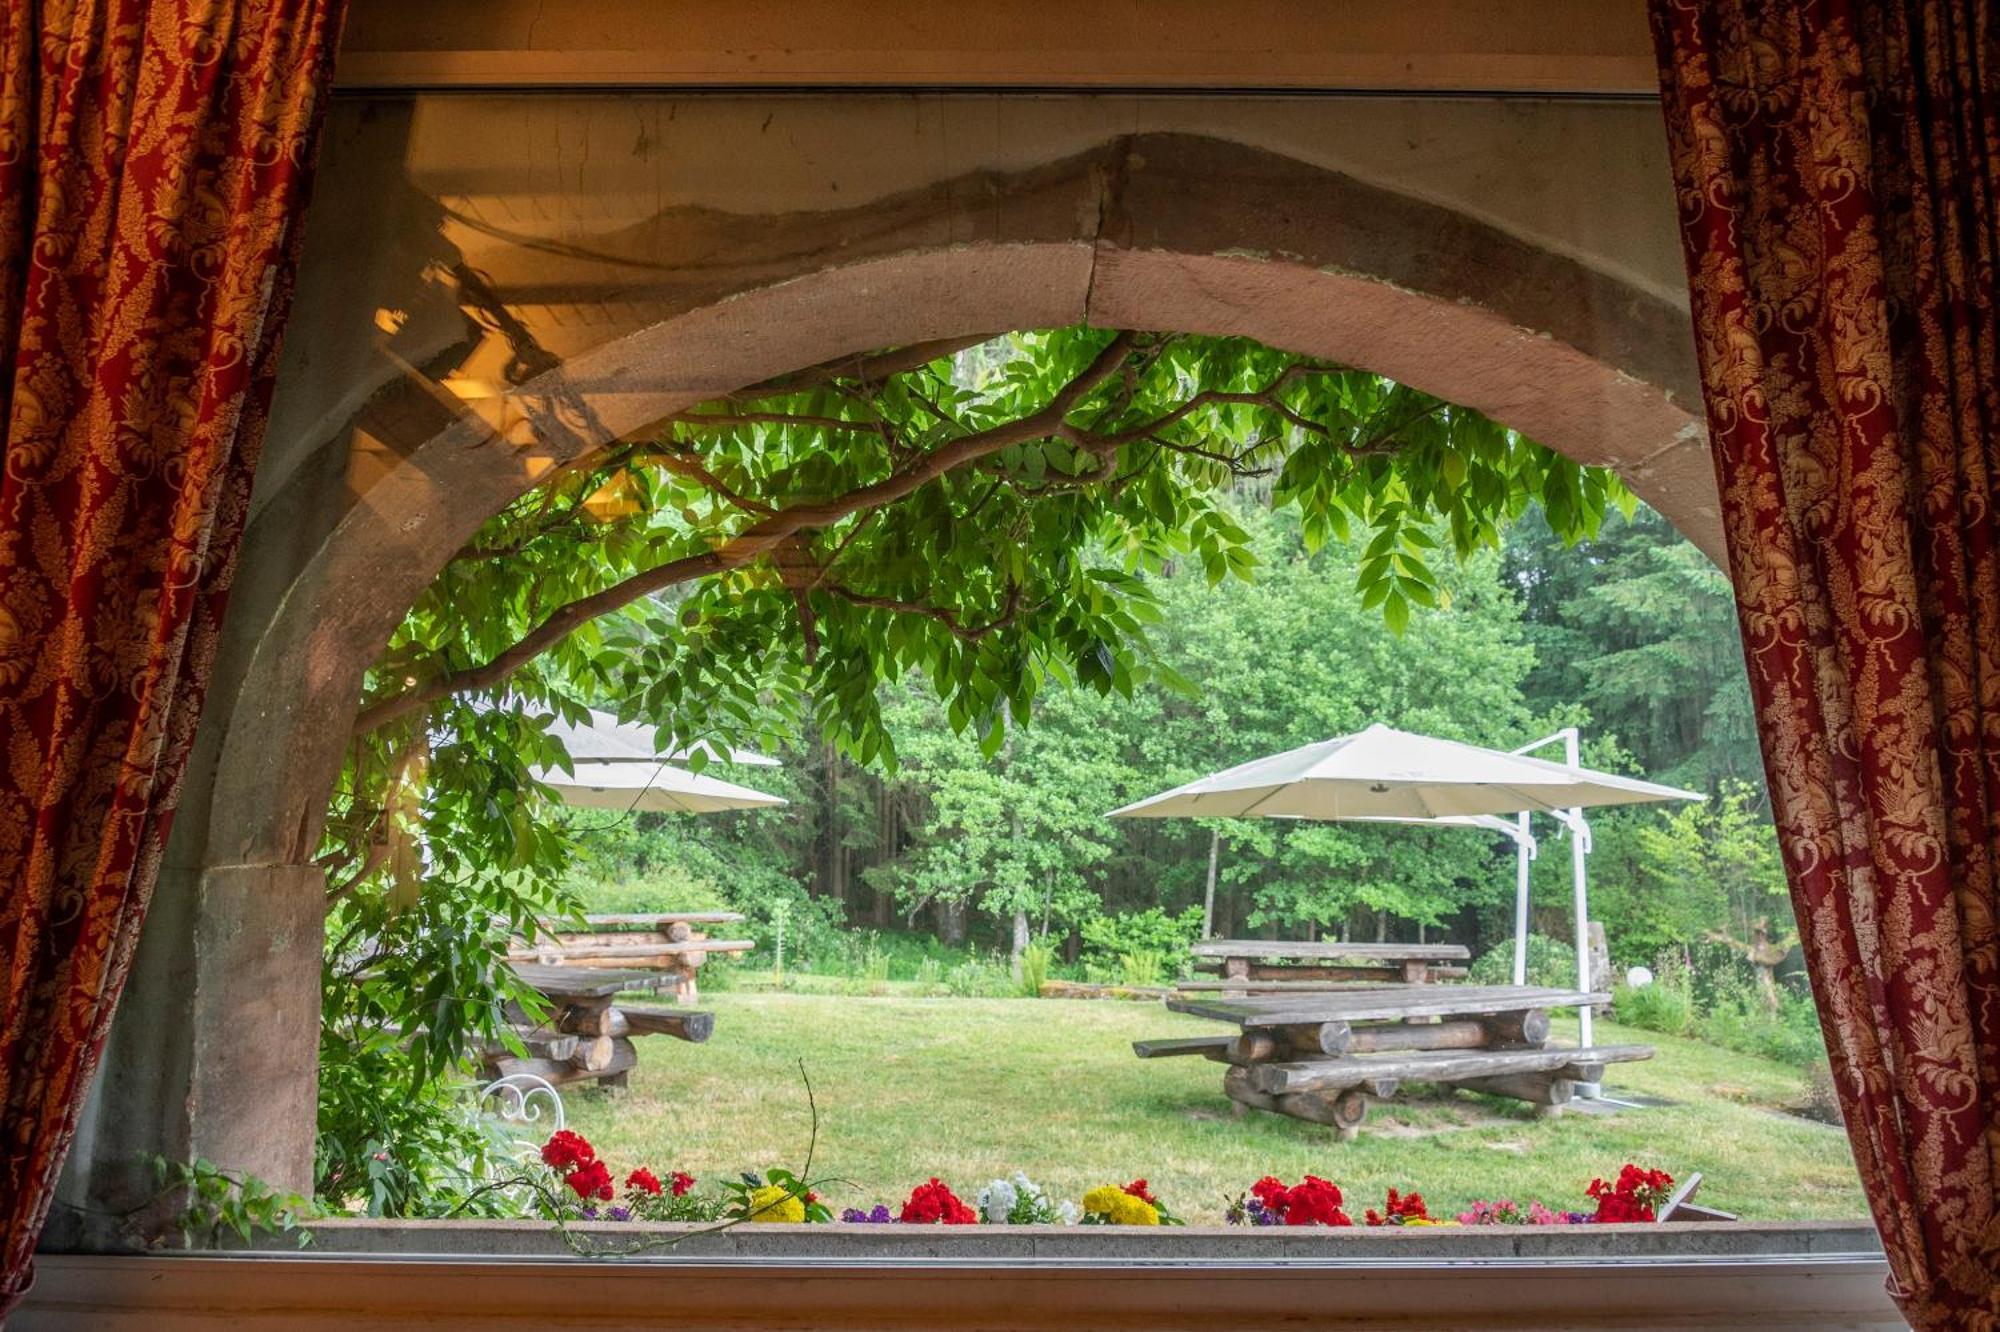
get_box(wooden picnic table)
[483,962,715,1091]
[1137,983,1651,1138]
[508,910,754,999]
[1188,939,1470,988]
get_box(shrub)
[827,932,894,994]
[1468,934,1579,990]
[315,1041,513,1218]
[945,956,1011,997]
[1119,951,1165,988]
[1017,941,1054,997]
[1615,963,1827,1068]
[1079,907,1203,976]
[1613,976,1695,1036]
[1700,982,1825,1067]
[914,957,945,995]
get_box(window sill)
[24,1222,1897,1329]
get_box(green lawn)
[565,992,1865,1224]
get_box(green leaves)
[154,1156,316,1248]
[354,325,1627,775]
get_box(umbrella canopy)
[1108,724,1698,821]
[534,760,786,814]
[543,707,780,768]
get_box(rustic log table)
[484,962,715,1091]
[508,911,754,1000]
[1186,939,1471,989]
[1137,984,1651,1138]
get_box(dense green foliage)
[575,498,1555,960]
[571,499,1787,977]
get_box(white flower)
[976,1178,1018,1224]
[1056,1199,1080,1225]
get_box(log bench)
[508,911,754,1000]
[1138,984,1653,1138]
[1187,940,1471,988]
[483,963,715,1090]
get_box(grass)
[566,994,1866,1225]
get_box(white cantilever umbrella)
[1109,723,1699,1052]
[545,707,780,768]
[1107,724,1694,821]
[534,760,786,814]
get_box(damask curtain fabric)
[1649,1,1999,1326]
[0,0,345,1312]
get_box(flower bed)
[522,1131,1678,1234]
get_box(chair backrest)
[476,1073,565,1150]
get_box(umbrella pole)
[1512,812,1532,986]
[1569,807,1594,1053]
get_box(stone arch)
[196,132,1712,877]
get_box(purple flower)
[841,1204,895,1223]
[580,1206,599,1220]
[1226,1197,1281,1227]
[607,1206,632,1222]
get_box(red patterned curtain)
[1650,1,1999,1326]
[0,0,345,1312]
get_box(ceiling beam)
[335,0,1659,96]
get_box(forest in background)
[565,496,1788,986]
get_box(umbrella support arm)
[1512,729,1598,1078]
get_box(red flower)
[899,1178,979,1225]
[625,1167,663,1196]
[1587,1164,1674,1222]
[1366,1187,1430,1226]
[1251,1175,1351,1226]
[1122,1179,1159,1206]
[540,1130,596,1174]
[566,1159,614,1201]
[1251,1176,1289,1212]
[1283,1176,1350,1226]
[669,1171,696,1198]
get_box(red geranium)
[670,1171,696,1198]
[1365,1188,1430,1226]
[899,1178,979,1224]
[1587,1164,1674,1223]
[1251,1174,1352,1226]
[566,1159,614,1201]
[625,1167,663,1196]
[540,1129,596,1174]
[1122,1179,1158,1205]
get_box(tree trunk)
[1754,961,1780,1012]
[1201,829,1220,939]
[825,745,845,902]
[1011,909,1030,962]
[938,898,966,946]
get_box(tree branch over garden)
[352,327,1630,753]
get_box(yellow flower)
[747,1184,805,1223]
[1082,1186,1160,1225]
